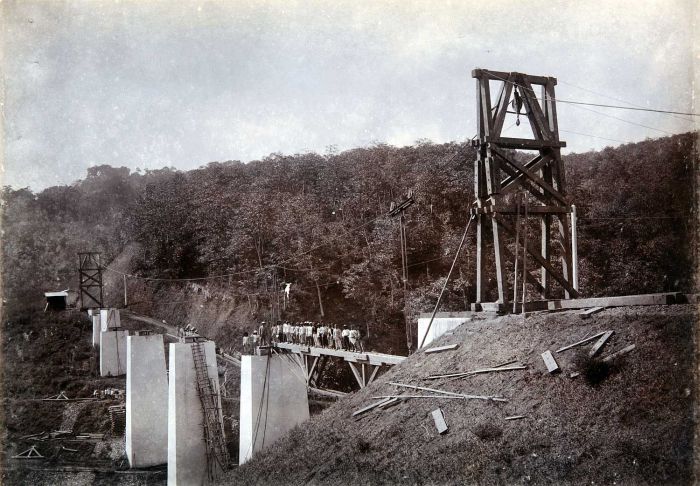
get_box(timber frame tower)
[471,69,579,307]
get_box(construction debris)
[424,344,459,354]
[389,382,507,402]
[580,306,605,319]
[504,415,526,421]
[61,446,79,452]
[602,344,636,363]
[12,445,44,459]
[372,395,468,400]
[431,408,448,434]
[555,331,608,353]
[43,391,70,401]
[589,331,615,357]
[109,405,126,436]
[352,398,393,417]
[427,365,527,380]
[541,351,560,373]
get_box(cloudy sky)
[3,0,696,190]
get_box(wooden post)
[491,216,505,303]
[521,203,528,316]
[512,201,521,313]
[571,204,579,291]
[476,215,484,303]
[123,275,128,307]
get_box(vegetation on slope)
[1,133,696,355]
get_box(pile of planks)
[109,405,126,436]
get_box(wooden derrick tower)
[471,69,579,307]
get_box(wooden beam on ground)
[541,350,560,373]
[389,382,507,402]
[426,365,527,380]
[424,344,459,354]
[580,306,605,319]
[555,331,608,353]
[352,398,392,417]
[589,331,614,357]
[504,415,526,421]
[602,344,636,363]
[549,293,680,311]
[431,408,449,434]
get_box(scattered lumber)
[602,344,636,363]
[426,365,527,380]
[431,408,448,434]
[389,382,507,402]
[352,398,393,417]
[43,391,70,401]
[377,397,401,410]
[541,351,560,373]
[424,344,459,354]
[580,306,605,319]
[493,359,518,368]
[504,415,525,421]
[589,331,615,357]
[12,446,43,459]
[20,432,45,440]
[372,395,467,400]
[61,446,79,452]
[555,331,608,353]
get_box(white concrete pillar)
[417,316,470,348]
[100,308,121,332]
[100,329,128,377]
[239,355,309,465]
[92,314,102,348]
[126,333,168,468]
[168,340,223,486]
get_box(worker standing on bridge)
[312,323,320,347]
[242,332,250,355]
[332,325,341,350]
[318,323,327,348]
[341,326,350,350]
[349,327,359,352]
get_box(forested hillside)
[2,133,696,353]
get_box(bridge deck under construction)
[273,342,406,389]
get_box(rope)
[418,214,475,350]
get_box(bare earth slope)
[222,305,696,486]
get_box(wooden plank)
[492,77,514,136]
[541,350,560,373]
[431,408,449,434]
[472,205,570,215]
[555,331,607,353]
[424,344,459,354]
[589,331,614,357]
[352,397,392,417]
[580,306,605,319]
[549,293,679,311]
[485,136,566,149]
[427,365,526,380]
[602,344,636,363]
[367,364,381,385]
[491,216,506,303]
[389,382,508,402]
[504,415,526,421]
[372,395,465,400]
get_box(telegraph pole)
[389,190,415,353]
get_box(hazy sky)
[3,0,697,190]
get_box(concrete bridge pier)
[168,339,224,485]
[126,332,168,468]
[239,354,309,465]
[100,328,128,377]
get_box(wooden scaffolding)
[471,69,579,307]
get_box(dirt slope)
[222,305,696,486]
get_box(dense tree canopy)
[2,133,696,351]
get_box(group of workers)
[241,321,366,355]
